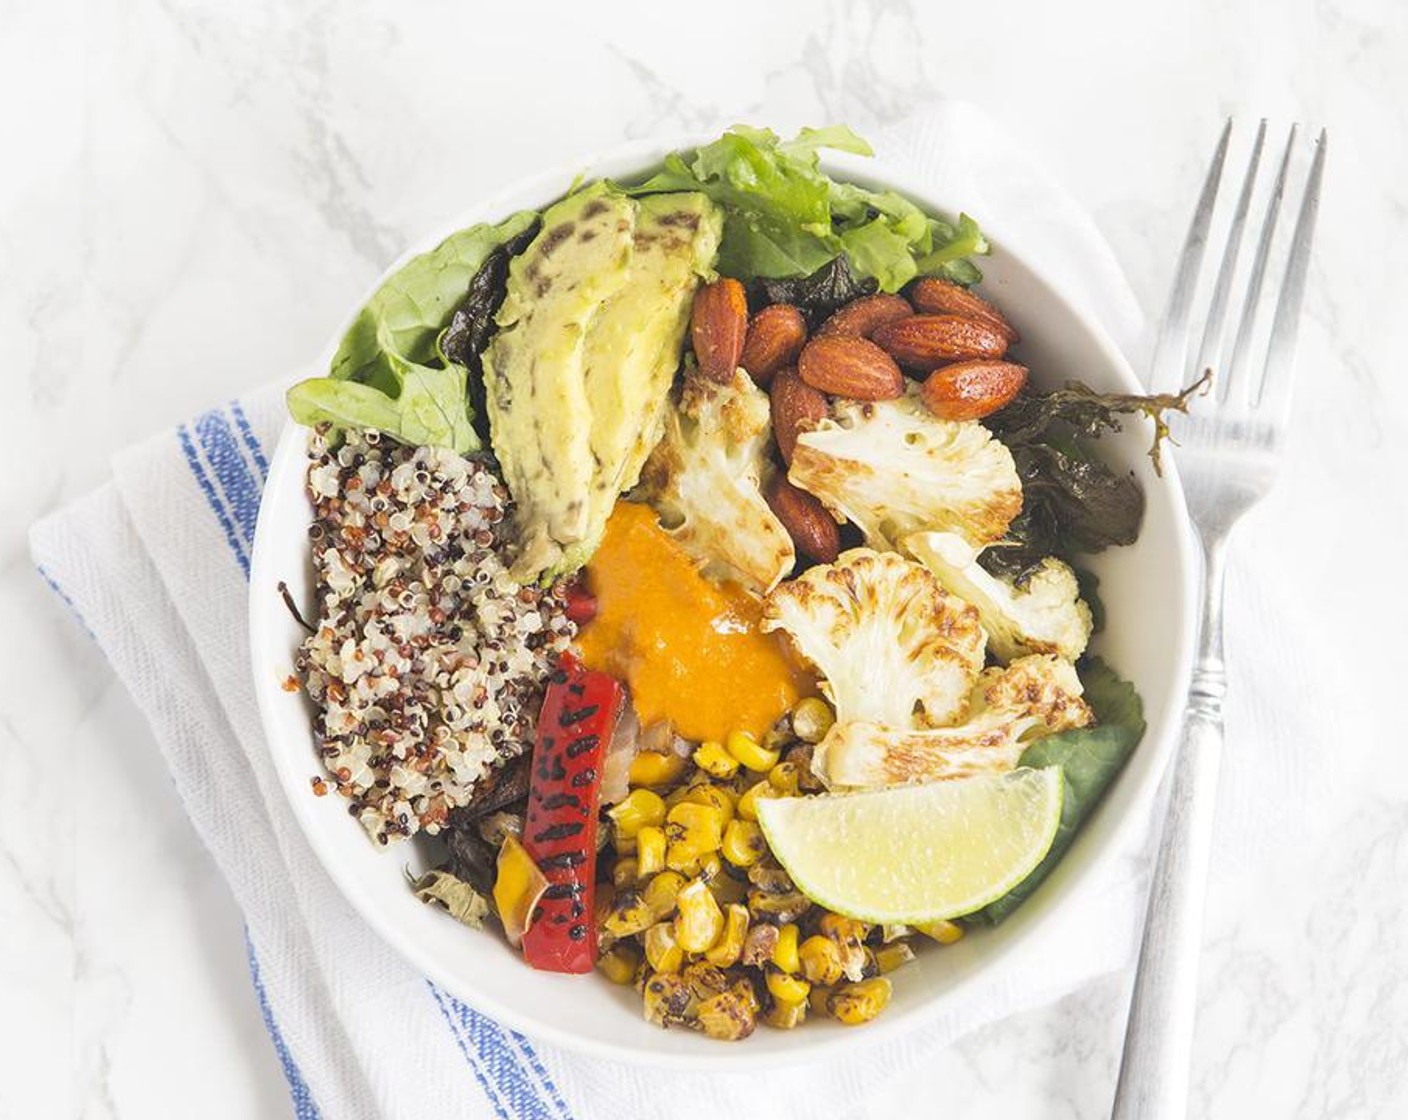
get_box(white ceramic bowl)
[249,139,1197,1068]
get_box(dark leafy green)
[990,371,1212,475]
[440,217,542,444]
[970,659,1146,925]
[287,210,538,453]
[980,373,1210,579]
[620,124,987,292]
[749,255,877,328]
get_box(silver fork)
[1110,121,1327,1119]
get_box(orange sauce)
[575,502,814,743]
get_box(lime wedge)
[755,768,1064,924]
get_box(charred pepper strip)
[520,652,624,972]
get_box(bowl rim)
[249,134,1197,1069]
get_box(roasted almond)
[919,360,1028,421]
[766,475,840,564]
[872,314,1009,369]
[690,278,748,382]
[770,368,829,465]
[817,293,914,339]
[797,335,905,400]
[908,278,1019,344]
[740,304,807,385]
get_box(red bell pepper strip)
[520,652,623,973]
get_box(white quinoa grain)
[296,429,576,844]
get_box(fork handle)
[1111,542,1227,1119]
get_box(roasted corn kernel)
[602,891,654,938]
[798,934,845,986]
[747,888,811,924]
[681,960,730,999]
[736,779,779,822]
[740,923,780,967]
[818,912,870,979]
[642,973,691,1026]
[597,943,641,985]
[772,923,801,974]
[628,751,686,788]
[808,985,834,1016]
[767,761,802,795]
[683,783,736,822]
[665,801,726,870]
[765,966,811,1004]
[721,818,767,868]
[612,857,640,889]
[608,789,666,839]
[828,978,892,1025]
[636,826,666,878]
[673,878,725,953]
[644,922,685,973]
[695,989,756,1041]
[915,919,966,945]
[732,977,761,1013]
[705,903,750,968]
[726,730,780,772]
[761,996,808,1030]
[696,851,723,882]
[819,913,872,944]
[874,941,916,974]
[642,871,687,919]
[790,697,835,744]
[692,740,739,779]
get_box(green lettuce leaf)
[621,125,986,292]
[969,659,1146,925]
[287,210,538,453]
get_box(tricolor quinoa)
[295,428,575,844]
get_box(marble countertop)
[4,1,1406,1116]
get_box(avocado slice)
[485,183,723,580]
[484,183,637,577]
[574,192,723,566]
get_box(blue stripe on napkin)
[33,558,321,1119]
[246,931,323,1120]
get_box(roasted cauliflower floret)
[638,367,794,593]
[816,653,1093,788]
[817,710,1041,787]
[789,387,1022,551]
[760,548,985,730]
[974,654,1094,734]
[904,531,1093,663]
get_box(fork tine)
[1224,124,1297,405]
[1255,129,1327,418]
[1202,120,1268,402]
[1149,119,1232,393]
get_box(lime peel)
[755,767,1064,924]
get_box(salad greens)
[287,210,538,454]
[981,373,1210,583]
[622,125,986,292]
[971,658,1146,925]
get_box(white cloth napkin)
[30,105,1153,1120]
